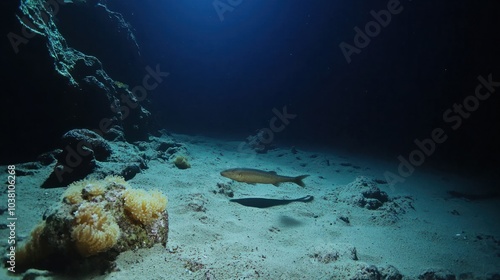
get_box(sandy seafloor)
[1,133,499,280]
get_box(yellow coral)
[71,203,121,257]
[16,221,50,271]
[84,183,106,197]
[62,179,106,204]
[123,188,168,225]
[63,179,89,204]
[62,176,127,204]
[104,175,128,186]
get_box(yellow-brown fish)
[220,168,309,187]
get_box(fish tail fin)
[293,175,309,188]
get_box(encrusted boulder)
[14,176,169,274]
[61,129,112,161]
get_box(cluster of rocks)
[333,176,415,225]
[38,129,187,187]
[213,182,235,198]
[307,242,499,280]
[307,242,403,279]
[337,176,390,210]
[7,0,154,166]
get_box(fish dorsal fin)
[268,171,277,174]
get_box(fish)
[220,168,309,187]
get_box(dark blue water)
[118,0,500,169]
[3,0,500,173]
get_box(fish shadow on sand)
[230,195,314,208]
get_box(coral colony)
[14,176,168,273]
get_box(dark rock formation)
[39,132,187,187]
[41,128,142,187]
[3,0,153,164]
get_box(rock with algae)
[173,155,191,169]
[16,0,151,141]
[12,176,168,274]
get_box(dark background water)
[3,0,500,175]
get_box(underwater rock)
[378,265,403,280]
[173,155,191,169]
[360,185,389,210]
[350,264,381,280]
[15,0,151,150]
[12,176,168,274]
[62,129,112,161]
[43,134,189,186]
[214,182,234,198]
[350,264,402,280]
[324,262,403,280]
[346,263,402,280]
[42,129,152,187]
[337,176,390,210]
[54,129,111,184]
[120,163,142,180]
[95,140,148,180]
[101,125,126,142]
[135,135,185,162]
[335,176,415,225]
[338,215,350,224]
[418,269,456,280]
[47,129,111,184]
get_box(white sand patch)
[1,133,499,279]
